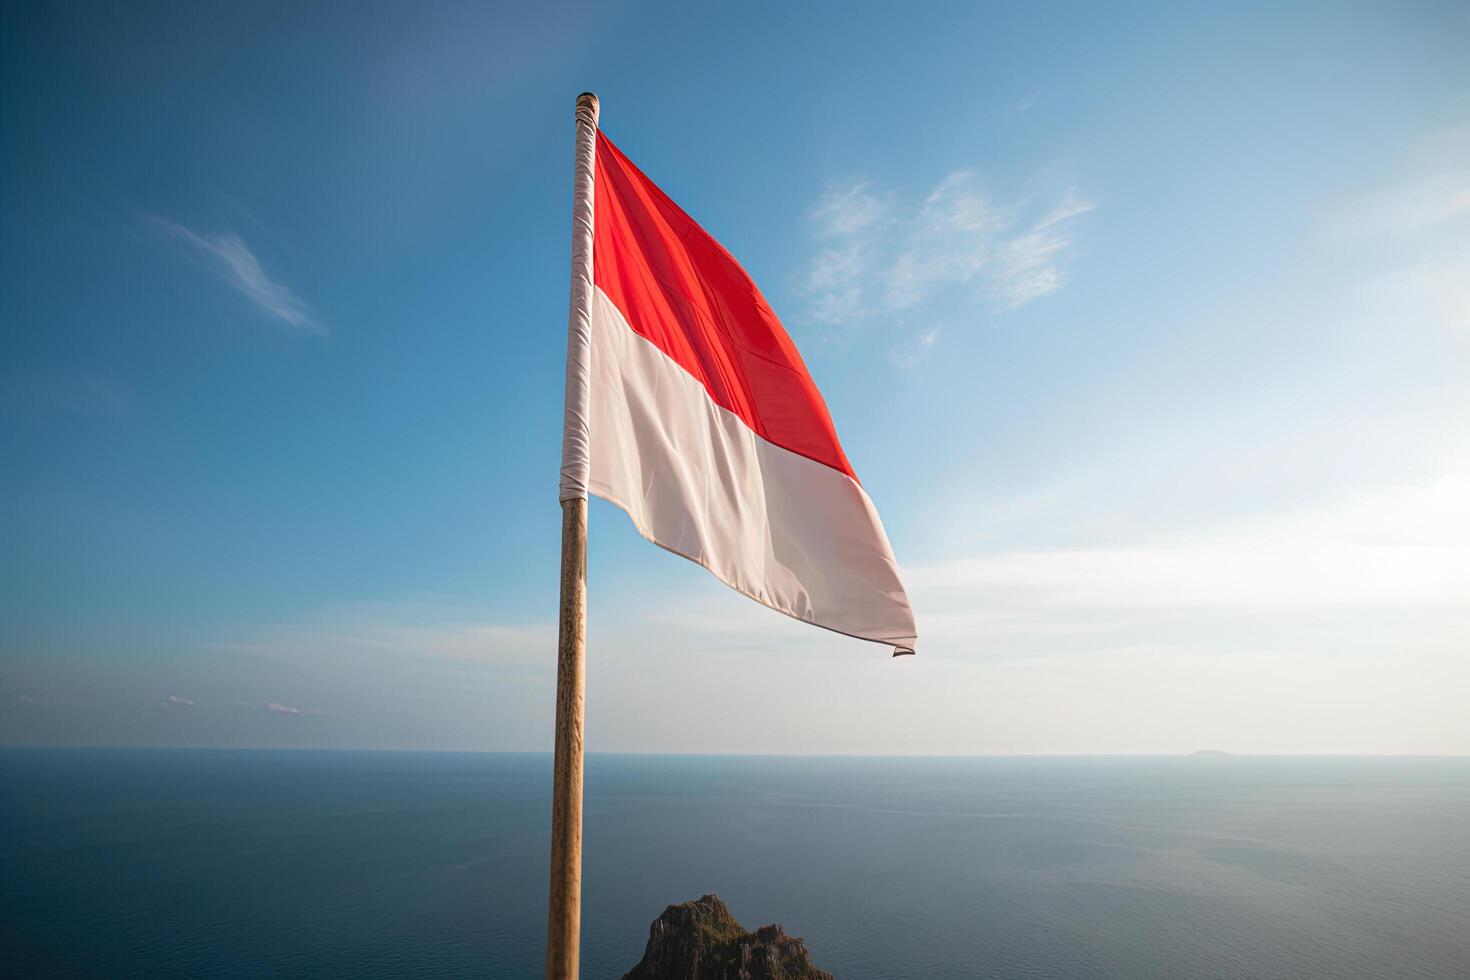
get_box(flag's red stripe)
[592,131,857,481]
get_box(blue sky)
[3,1,1466,753]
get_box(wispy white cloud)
[161,695,195,707]
[802,172,1094,350]
[150,215,325,335]
[885,171,1010,310]
[207,600,553,670]
[890,175,1094,313]
[983,192,1097,310]
[906,469,1470,654]
[804,241,871,325]
[811,179,888,238]
[1033,192,1096,232]
[803,181,892,326]
[265,701,303,715]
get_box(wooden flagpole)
[548,91,598,980]
[547,494,586,980]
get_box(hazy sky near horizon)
[3,1,1467,754]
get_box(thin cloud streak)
[906,470,1470,655]
[802,172,1094,351]
[149,215,325,335]
[205,601,554,671]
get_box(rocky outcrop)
[621,894,835,980]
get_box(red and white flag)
[560,111,917,655]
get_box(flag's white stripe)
[587,286,917,652]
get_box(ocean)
[1,749,1466,979]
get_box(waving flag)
[559,122,917,655]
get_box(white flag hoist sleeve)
[559,92,599,502]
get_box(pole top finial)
[576,92,599,126]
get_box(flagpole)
[548,90,598,980]
[547,494,586,980]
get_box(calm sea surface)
[1,750,1466,979]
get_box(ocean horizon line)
[3,744,1466,760]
